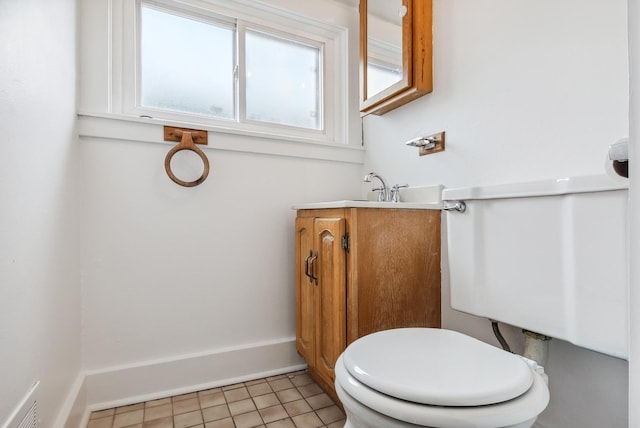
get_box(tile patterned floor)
[86,370,345,428]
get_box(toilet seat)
[343,328,533,406]
[336,328,550,428]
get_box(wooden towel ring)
[164,131,210,187]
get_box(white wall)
[0,0,82,426]
[362,0,629,427]
[79,139,362,370]
[364,1,628,188]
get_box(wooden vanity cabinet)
[295,208,441,402]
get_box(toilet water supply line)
[489,320,552,367]
[490,320,512,353]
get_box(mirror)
[366,0,404,97]
[360,0,433,116]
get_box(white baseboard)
[58,338,305,427]
[52,374,88,428]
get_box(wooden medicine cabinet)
[360,0,433,115]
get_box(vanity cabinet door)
[313,218,347,389]
[347,208,441,342]
[295,217,315,365]
[295,214,347,393]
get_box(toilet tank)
[443,175,628,359]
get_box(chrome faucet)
[364,172,391,202]
[390,184,409,202]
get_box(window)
[79,0,361,158]
[135,1,329,138]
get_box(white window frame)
[115,0,344,145]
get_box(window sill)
[77,112,364,164]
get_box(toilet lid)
[343,328,534,407]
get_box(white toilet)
[336,328,549,428]
[335,175,629,428]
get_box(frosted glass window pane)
[245,30,321,130]
[140,6,235,119]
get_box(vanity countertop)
[292,184,444,211]
[292,200,443,210]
